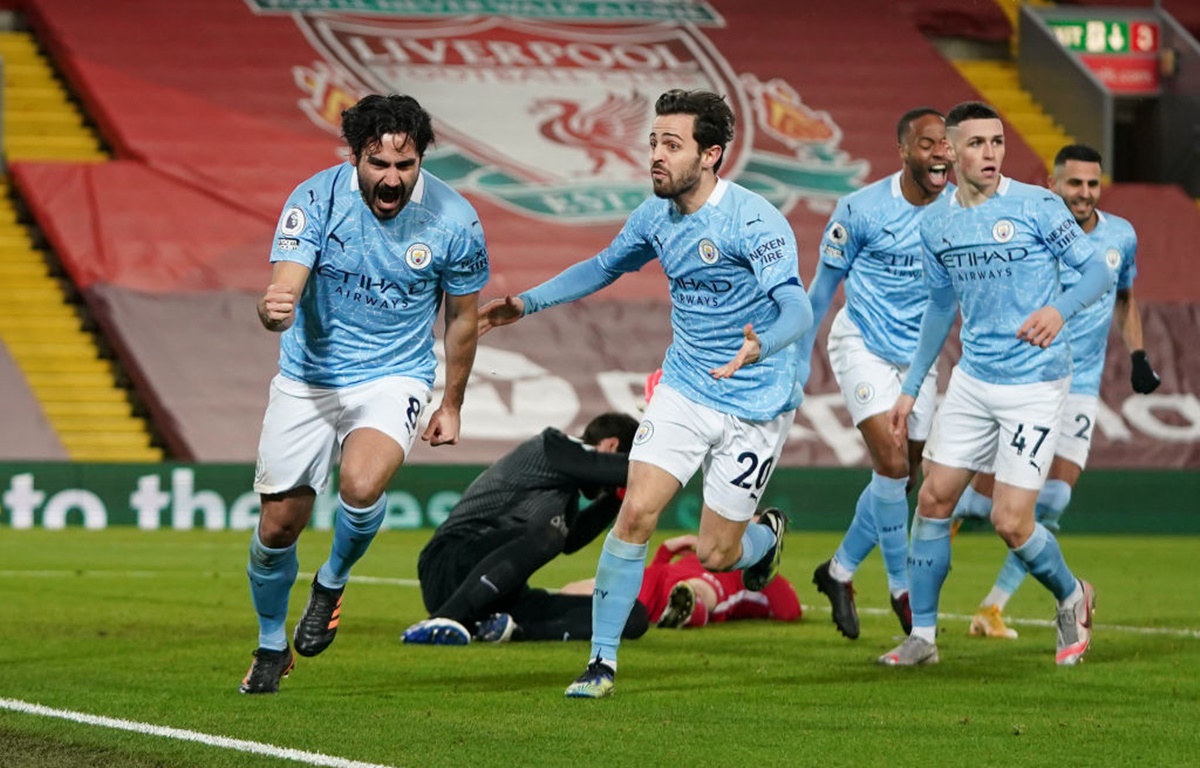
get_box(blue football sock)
[590,531,647,663]
[318,494,387,589]
[952,484,993,521]
[908,515,952,629]
[1035,479,1072,533]
[869,473,911,593]
[994,551,1028,597]
[732,519,774,570]
[247,528,298,651]
[832,484,877,575]
[993,480,1073,598]
[1011,522,1076,601]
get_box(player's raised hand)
[1017,306,1065,348]
[259,284,297,331]
[422,405,461,447]
[710,324,762,379]
[477,295,525,337]
[888,394,915,448]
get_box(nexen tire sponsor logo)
[750,237,786,262]
[1046,219,1081,248]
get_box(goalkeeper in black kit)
[401,412,649,644]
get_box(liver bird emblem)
[531,92,649,175]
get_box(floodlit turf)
[1,528,1199,767]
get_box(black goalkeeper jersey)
[428,427,630,548]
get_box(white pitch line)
[0,698,397,768]
[0,570,164,578]
[3,569,1197,638]
[304,572,421,588]
[0,571,421,588]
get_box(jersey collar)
[950,174,1011,208]
[411,169,427,206]
[706,177,730,207]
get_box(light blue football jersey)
[919,176,1097,385]
[269,165,490,388]
[592,179,804,420]
[818,172,952,365]
[1061,210,1136,396]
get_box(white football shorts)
[1051,392,1099,471]
[254,373,431,494]
[630,382,794,522]
[827,308,938,440]
[923,367,1069,490]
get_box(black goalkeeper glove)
[1130,350,1161,394]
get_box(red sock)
[686,600,709,628]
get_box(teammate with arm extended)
[803,108,951,639]
[240,94,489,694]
[479,89,813,697]
[880,102,1113,667]
[951,144,1159,639]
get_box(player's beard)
[359,177,411,220]
[651,156,702,200]
[1069,198,1096,227]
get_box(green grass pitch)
[1,528,1198,767]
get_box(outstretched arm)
[477,256,625,337]
[478,294,525,337]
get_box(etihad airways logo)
[282,7,868,223]
[939,247,1029,269]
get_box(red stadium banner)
[8,0,1197,467]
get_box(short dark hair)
[945,101,1001,128]
[655,89,735,172]
[1053,144,1103,168]
[897,107,943,143]
[341,94,435,159]
[581,412,640,454]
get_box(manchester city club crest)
[274,3,869,224]
[992,218,1015,243]
[634,420,654,445]
[854,382,874,405]
[698,238,719,265]
[1105,247,1122,269]
[406,243,433,269]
